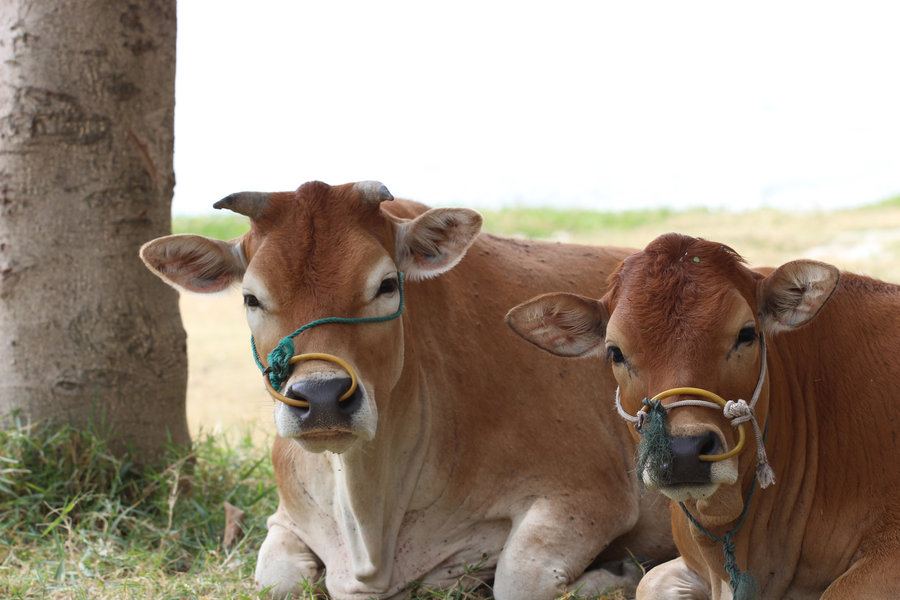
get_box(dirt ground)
[179,210,900,440]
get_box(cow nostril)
[284,385,311,414]
[699,431,720,456]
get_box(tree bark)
[0,0,189,462]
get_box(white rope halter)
[615,334,775,488]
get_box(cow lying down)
[507,232,900,599]
[140,180,676,599]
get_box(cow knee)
[255,523,322,597]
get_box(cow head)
[507,233,838,521]
[141,181,482,453]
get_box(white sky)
[173,1,900,214]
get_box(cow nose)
[284,376,361,425]
[663,432,720,485]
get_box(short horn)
[213,192,270,219]
[354,181,393,206]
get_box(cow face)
[507,233,838,518]
[141,181,481,453]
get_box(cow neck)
[328,343,431,588]
[678,416,769,600]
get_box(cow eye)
[736,326,757,347]
[606,345,626,365]
[243,294,261,308]
[376,277,399,297]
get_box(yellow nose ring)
[646,387,747,462]
[263,353,358,408]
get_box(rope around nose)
[250,272,405,396]
[615,334,774,487]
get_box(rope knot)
[267,338,296,389]
[724,399,752,423]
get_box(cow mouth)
[293,428,358,453]
[653,482,721,502]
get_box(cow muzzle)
[267,354,373,452]
[616,335,775,494]
[263,352,358,407]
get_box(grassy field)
[4,199,899,599]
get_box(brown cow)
[506,232,900,599]
[140,181,675,600]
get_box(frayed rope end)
[756,461,776,489]
[731,570,760,600]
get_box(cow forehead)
[607,234,758,351]
[242,182,396,304]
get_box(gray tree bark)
[0,0,189,462]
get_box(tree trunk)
[0,0,189,462]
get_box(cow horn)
[213,192,269,219]
[354,181,393,206]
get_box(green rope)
[636,398,673,487]
[679,480,760,599]
[251,272,405,389]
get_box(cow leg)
[491,502,639,600]
[821,550,900,599]
[255,521,322,597]
[635,557,711,600]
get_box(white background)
[173,1,900,214]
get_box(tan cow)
[140,181,675,600]
[507,232,900,599]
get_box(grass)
[1,414,626,599]
[1,413,277,599]
[173,213,250,240]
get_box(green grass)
[1,416,626,599]
[173,214,250,240]
[1,414,277,599]
[171,193,900,245]
[477,206,684,238]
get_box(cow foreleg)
[635,557,711,600]
[821,549,900,599]
[255,520,322,597]
[491,503,639,600]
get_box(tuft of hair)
[635,400,674,488]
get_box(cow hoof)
[570,559,642,597]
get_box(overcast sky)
[172,1,900,214]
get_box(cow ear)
[394,208,482,280]
[505,292,609,357]
[140,234,246,293]
[758,259,840,333]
